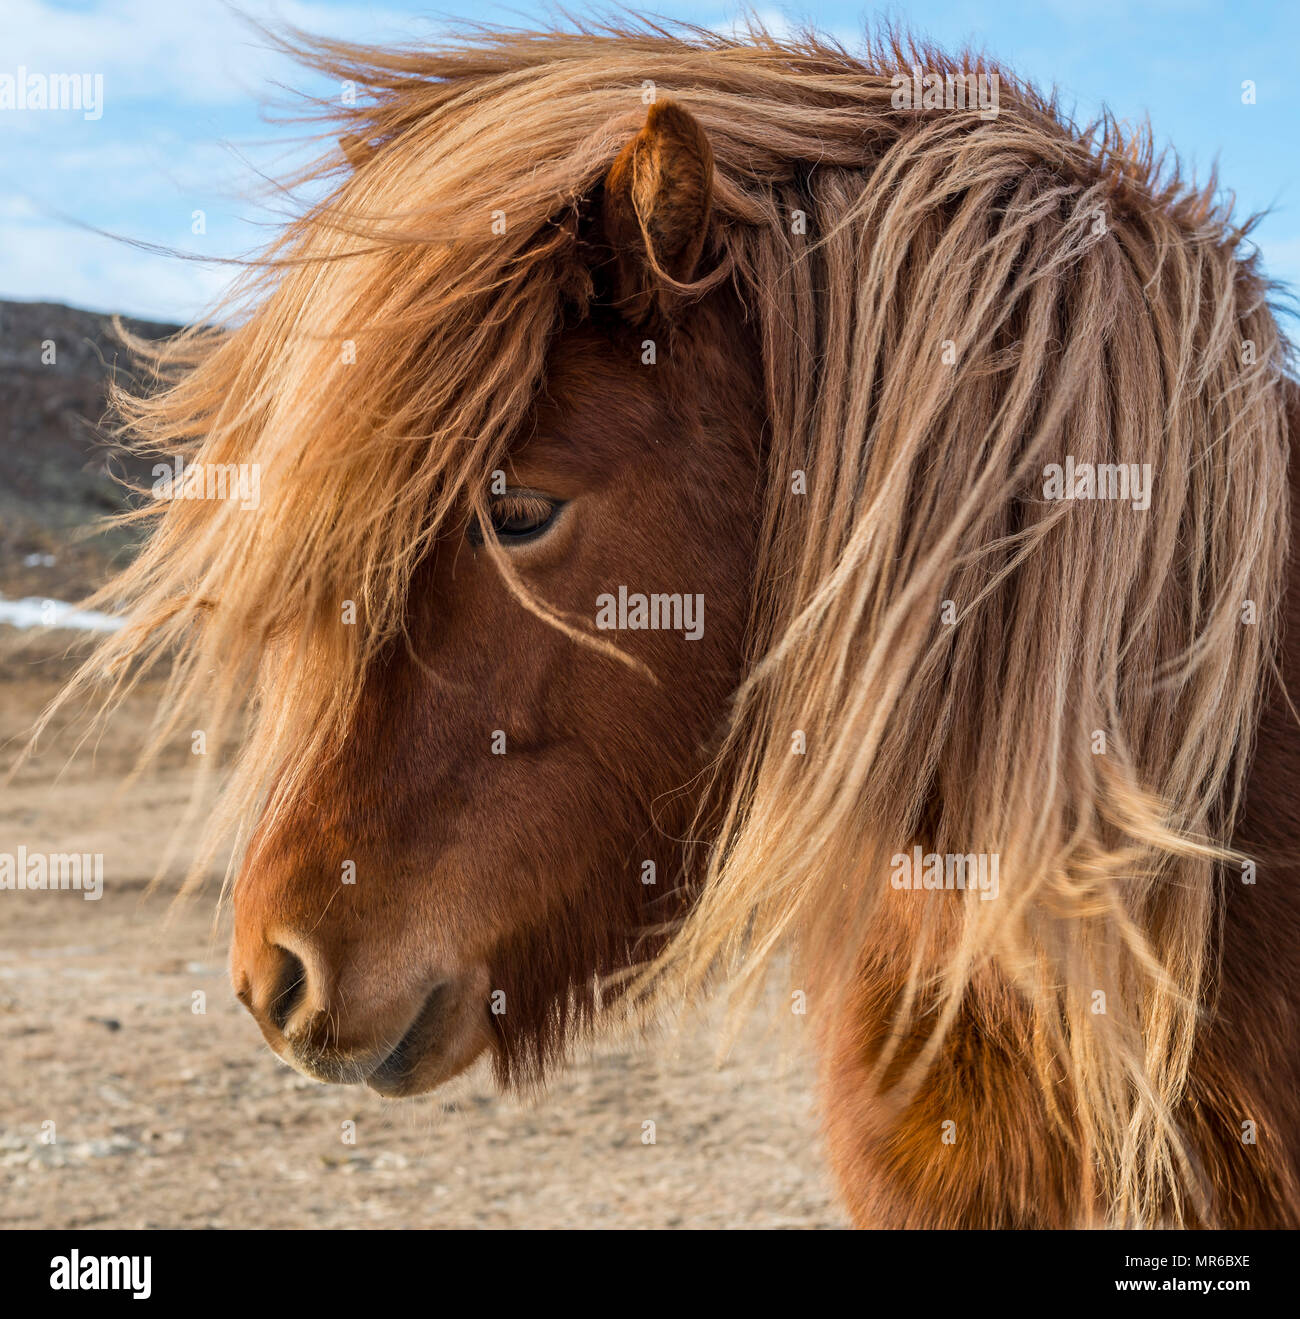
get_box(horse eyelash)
[490,493,554,522]
[467,490,562,546]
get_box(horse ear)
[599,100,714,324]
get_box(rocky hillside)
[0,300,180,601]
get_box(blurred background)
[0,1,1296,1228]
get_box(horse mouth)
[243,953,493,1096]
[361,974,490,1098]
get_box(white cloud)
[0,216,236,322]
[0,0,428,107]
[0,1,426,320]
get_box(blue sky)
[1,0,1297,324]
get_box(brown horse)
[59,24,1299,1227]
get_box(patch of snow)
[0,595,124,633]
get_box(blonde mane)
[46,20,1292,1226]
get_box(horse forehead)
[516,332,668,468]
[544,329,661,410]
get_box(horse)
[57,23,1299,1228]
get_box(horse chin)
[363,1035,489,1098]
[361,968,493,1099]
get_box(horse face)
[229,103,763,1094]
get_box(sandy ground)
[0,645,847,1229]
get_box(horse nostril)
[266,945,308,1034]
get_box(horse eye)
[467,490,563,546]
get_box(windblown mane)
[47,19,1292,1226]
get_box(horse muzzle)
[231,930,493,1097]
